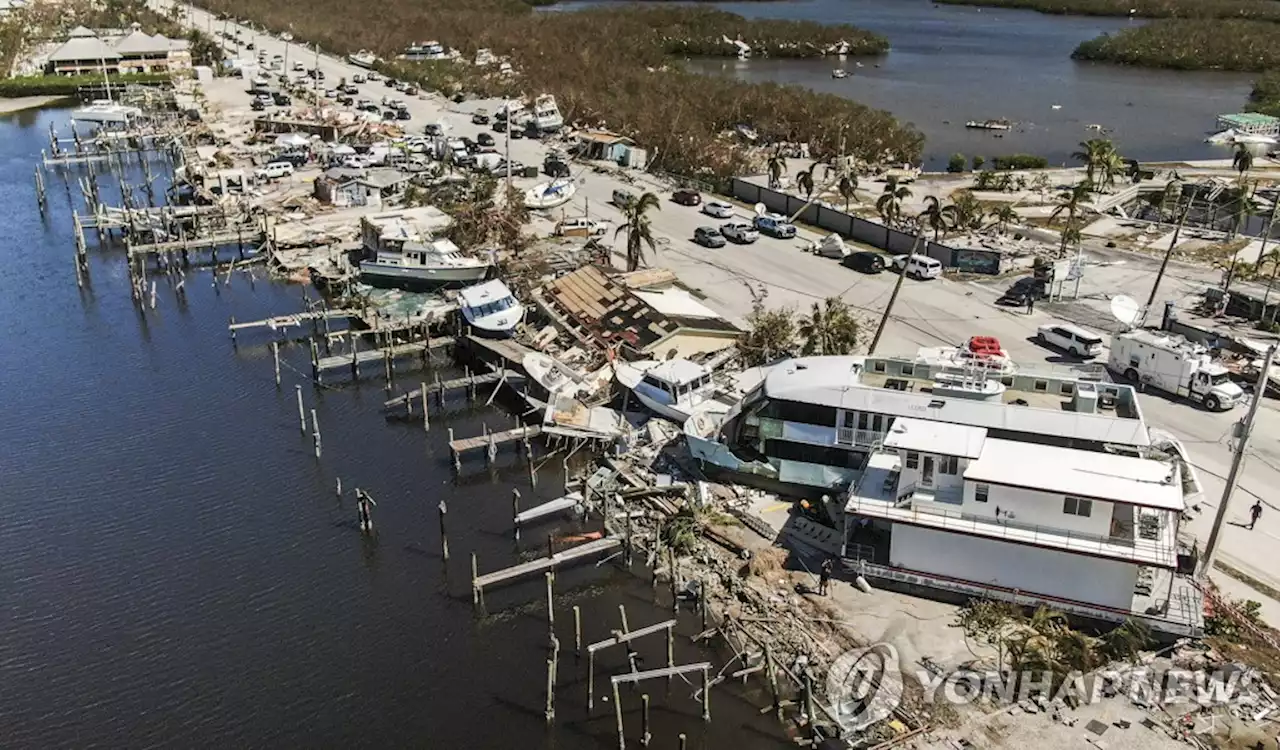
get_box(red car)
[672,189,702,206]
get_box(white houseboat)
[532,94,564,132]
[458,279,524,337]
[358,212,490,289]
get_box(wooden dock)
[127,230,263,256]
[384,368,517,410]
[471,536,622,601]
[465,334,536,370]
[229,309,358,334]
[313,336,456,382]
[448,424,543,469]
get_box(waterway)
[0,108,787,748]
[548,0,1257,167]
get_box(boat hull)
[461,303,525,339]
[359,263,490,290]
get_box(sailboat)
[524,179,577,210]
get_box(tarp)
[275,133,310,148]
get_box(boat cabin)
[638,360,712,404]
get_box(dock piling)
[438,500,449,562]
[421,381,429,431]
[512,489,521,540]
[702,667,711,722]
[545,571,555,630]
[641,694,651,747]
[310,409,321,459]
[296,386,306,433]
[573,605,582,658]
[471,552,479,607]
[272,341,281,386]
[336,476,342,500]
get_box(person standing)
[818,558,833,596]
[1025,294,1035,315]
[1249,500,1263,530]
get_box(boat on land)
[1206,128,1277,146]
[533,94,564,132]
[524,179,577,210]
[359,230,490,289]
[614,358,720,424]
[458,279,524,337]
[965,119,1012,131]
[347,50,378,68]
[72,100,142,125]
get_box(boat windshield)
[470,296,515,317]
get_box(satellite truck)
[1106,295,1244,412]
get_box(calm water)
[550,0,1256,166]
[0,108,786,748]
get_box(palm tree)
[1051,180,1092,255]
[1258,248,1280,328]
[948,191,985,232]
[614,191,661,272]
[796,164,818,201]
[766,150,787,190]
[1234,143,1255,182]
[876,177,912,248]
[991,204,1019,234]
[837,173,858,211]
[1096,151,1126,192]
[1072,138,1114,188]
[919,195,949,241]
[798,297,860,356]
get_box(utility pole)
[1144,192,1193,320]
[504,102,512,195]
[868,232,923,355]
[1200,343,1278,578]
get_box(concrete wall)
[729,178,1003,273]
[889,524,1137,610]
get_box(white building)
[685,352,1202,636]
[44,24,192,76]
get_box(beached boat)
[72,100,142,125]
[1206,128,1277,146]
[523,352,610,402]
[614,358,721,424]
[401,40,447,61]
[359,237,490,289]
[965,119,1012,131]
[524,179,577,210]
[533,94,564,132]
[831,69,849,79]
[347,50,378,68]
[458,279,524,337]
[474,48,496,67]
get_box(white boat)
[402,40,447,61]
[347,50,378,68]
[459,279,524,337]
[523,352,610,401]
[533,94,564,132]
[614,358,719,424]
[524,179,577,210]
[474,48,496,67]
[831,69,849,79]
[1205,128,1276,146]
[965,119,1012,131]
[71,100,142,124]
[360,237,491,289]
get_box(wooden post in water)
[512,489,521,540]
[625,500,634,567]
[587,649,596,712]
[764,644,780,717]
[296,385,306,433]
[573,605,582,659]
[641,693,651,747]
[678,734,686,750]
[702,667,711,722]
[471,552,479,607]
[438,500,449,562]
[612,681,625,750]
[545,571,555,630]
[229,316,237,344]
[421,381,429,431]
[356,489,374,533]
[526,439,536,488]
[700,578,708,631]
[272,341,281,386]
[619,604,637,676]
[803,668,816,731]
[335,477,342,500]
[545,652,557,724]
[311,408,321,459]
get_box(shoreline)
[0,95,71,115]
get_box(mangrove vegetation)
[1073,19,1280,71]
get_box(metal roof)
[113,30,175,56]
[964,438,1183,510]
[883,418,987,458]
[761,356,1151,448]
[48,36,119,62]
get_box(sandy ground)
[0,95,69,115]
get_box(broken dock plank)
[314,336,456,374]
[229,309,358,332]
[383,368,517,409]
[449,424,542,470]
[515,492,582,527]
[472,537,622,596]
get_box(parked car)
[341,155,371,169]
[892,254,943,280]
[1036,323,1103,358]
[694,226,726,248]
[423,123,444,137]
[702,200,734,219]
[272,91,291,106]
[472,110,490,125]
[385,78,398,88]
[255,161,294,179]
[396,109,411,121]
[492,119,506,133]
[341,84,359,95]
[251,98,266,111]
[324,89,338,99]
[672,189,701,206]
[404,85,419,95]
[510,127,524,140]
[842,251,885,274]
[612,189,637,207]
[544,159,569,178]
[721,222,759,244]
[273,153,307,168]
[366,71,381,82]
[352,73,366,84]
[477,132,496,148]
[754,213,796,239]
[337,95,354,106]
[996,276,1045,307]
[382,109,397,121]
[293,61,305,71]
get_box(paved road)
[163,2,1280,615]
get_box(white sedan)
[702,200,734,219]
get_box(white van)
[1036,323,1104,358]
[896,254,942,280]
[254,161,294,180]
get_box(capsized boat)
[458,279,524,337]
[614,358,722,424]
[524,179,577,210]
[347,50,378,68]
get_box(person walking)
[818,558,833,596]
[1249,500,1263,530]
[1025,294,1035,315]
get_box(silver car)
[702,200,734,219]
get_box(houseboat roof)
[883,418,987,458]
[458,279,511,307]
[964,438,1183,510]
[645,359,707,386]
[761,356,1151,448]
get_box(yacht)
[358,214,490,289]
[524,179,577,210]
[614,358,720,424]
[458,279,524,337]
[348,50,378,68]
[71,100,142,125]
[474,48,496,67]
[532,94,564,132]
[402,40,447,61]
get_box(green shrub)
[991,154,1049,170]
[0,73,170,97]
[947,152,967,173]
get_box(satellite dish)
[754,202,766,217]
[1110,295,1143,330]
